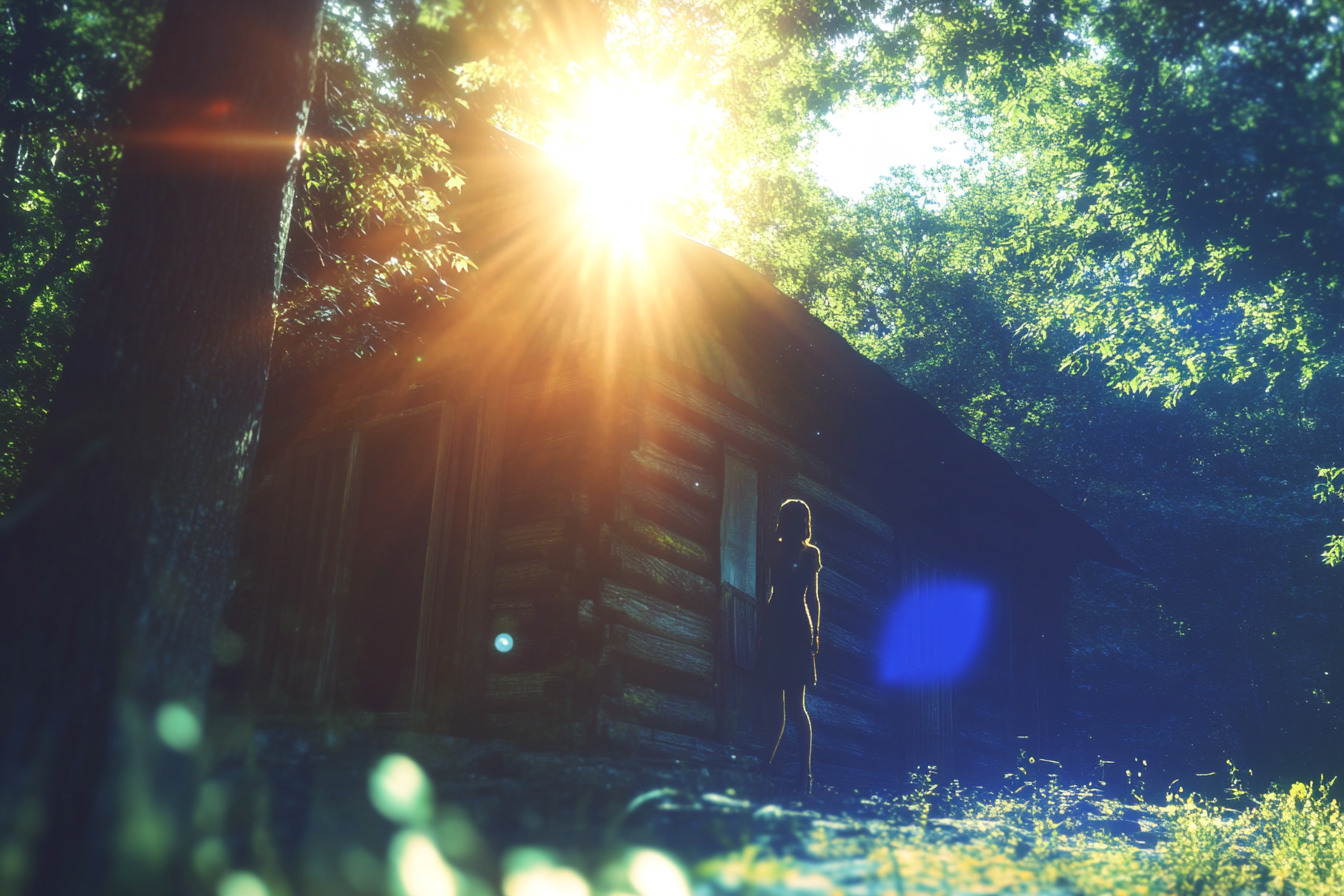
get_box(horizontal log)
[619,475,714,539]
[648,365,828,482]
[499,490,579,527]
[642,401,718,459]
[782,473,892,542]
[492,559,567,594]
[600,717,728,762]
[504,423,581,458]
[624,439,717,503]
[481,712,585,747]
[497,519,569,555]
[506,380,586,427]
[819,568,884,619]
[500,447,582,497]
[511,370,587,403]
[812,726,894,767]
[813,621,876,684]
[603,684,716,738]
[602,623,714,682]
[617,511,713,577]
[807,693,885,740]
[821,621,871,664]
[605,530,718,610]
[656,330,761,409]
[597,579,713,651]
[815,672,898,715]
[813,531,900,594]
[483,672,553,710]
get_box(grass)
[694,762,1344,896]
[14,741,1343,896]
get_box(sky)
[810,96,971,199]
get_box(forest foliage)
[1,0,1342,782]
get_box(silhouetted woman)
[756,499,820,793]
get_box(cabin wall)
[578,342,925,774]
[227,302,1077,784]
[474,359,623,747]
[230,381,473,727]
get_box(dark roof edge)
[670,232,1143,576]
[462,122,1140,575]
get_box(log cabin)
[224,125,1136,782]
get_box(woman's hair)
[776,499,812,547]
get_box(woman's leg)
[786,685,812,785]
[763,688,786,769]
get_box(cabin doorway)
[252,401,457,719]
[334,410,441,713]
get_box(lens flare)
[879,579,991,684]
[389,831,455,896]
[217,872,269,896]
[494,633,514,653]
[502,848,589,896]
[628,849,690,896]
[369,753,434,826]
[155,702,202,752]
[546,78,720,249]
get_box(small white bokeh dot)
[494,632,514,653]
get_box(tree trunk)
[0,0,322,892]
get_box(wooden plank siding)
[603,530,718,613]
[226,143,1108,784]
[471,367,600,743]
[600,684,717,739]
[589,375,729,748]
[601,623,715,686]
[596,579,714,651]
[593,356,931,769]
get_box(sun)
[546,78,714,244]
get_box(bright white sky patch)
[812,96,971,199]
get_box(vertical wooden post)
[449,382,508,735]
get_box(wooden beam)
[497,519,569,556]
[448,381,509,734]
[492,559,567,594]
[601,623,714,682]
[597,578,713,650]
[816,671,898,713]
[624,439,718,503]
[820,619,870,662]
[603,684,716,738]
[819,568,885,619]
[617,511,713,577]
[807,693,887,740]
[815,536,900,595]
[511,369,588,403]
[782,472,892,542]
[812,726,894,766]
[600,717,729,762]
[619,474,714,539]
[483,672,553,710]
[605,529,718,610]
[498,489,579,527]
[642,400,718,459]
[648,365,828,481]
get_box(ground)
[230,731,1339,896]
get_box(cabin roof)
[444,122,1138,576]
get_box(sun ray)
[545,78,718,249]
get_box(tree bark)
[0,0,322,892]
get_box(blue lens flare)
[494,632,514,653]
[879,579,991,685]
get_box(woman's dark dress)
[755,544,821,688]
